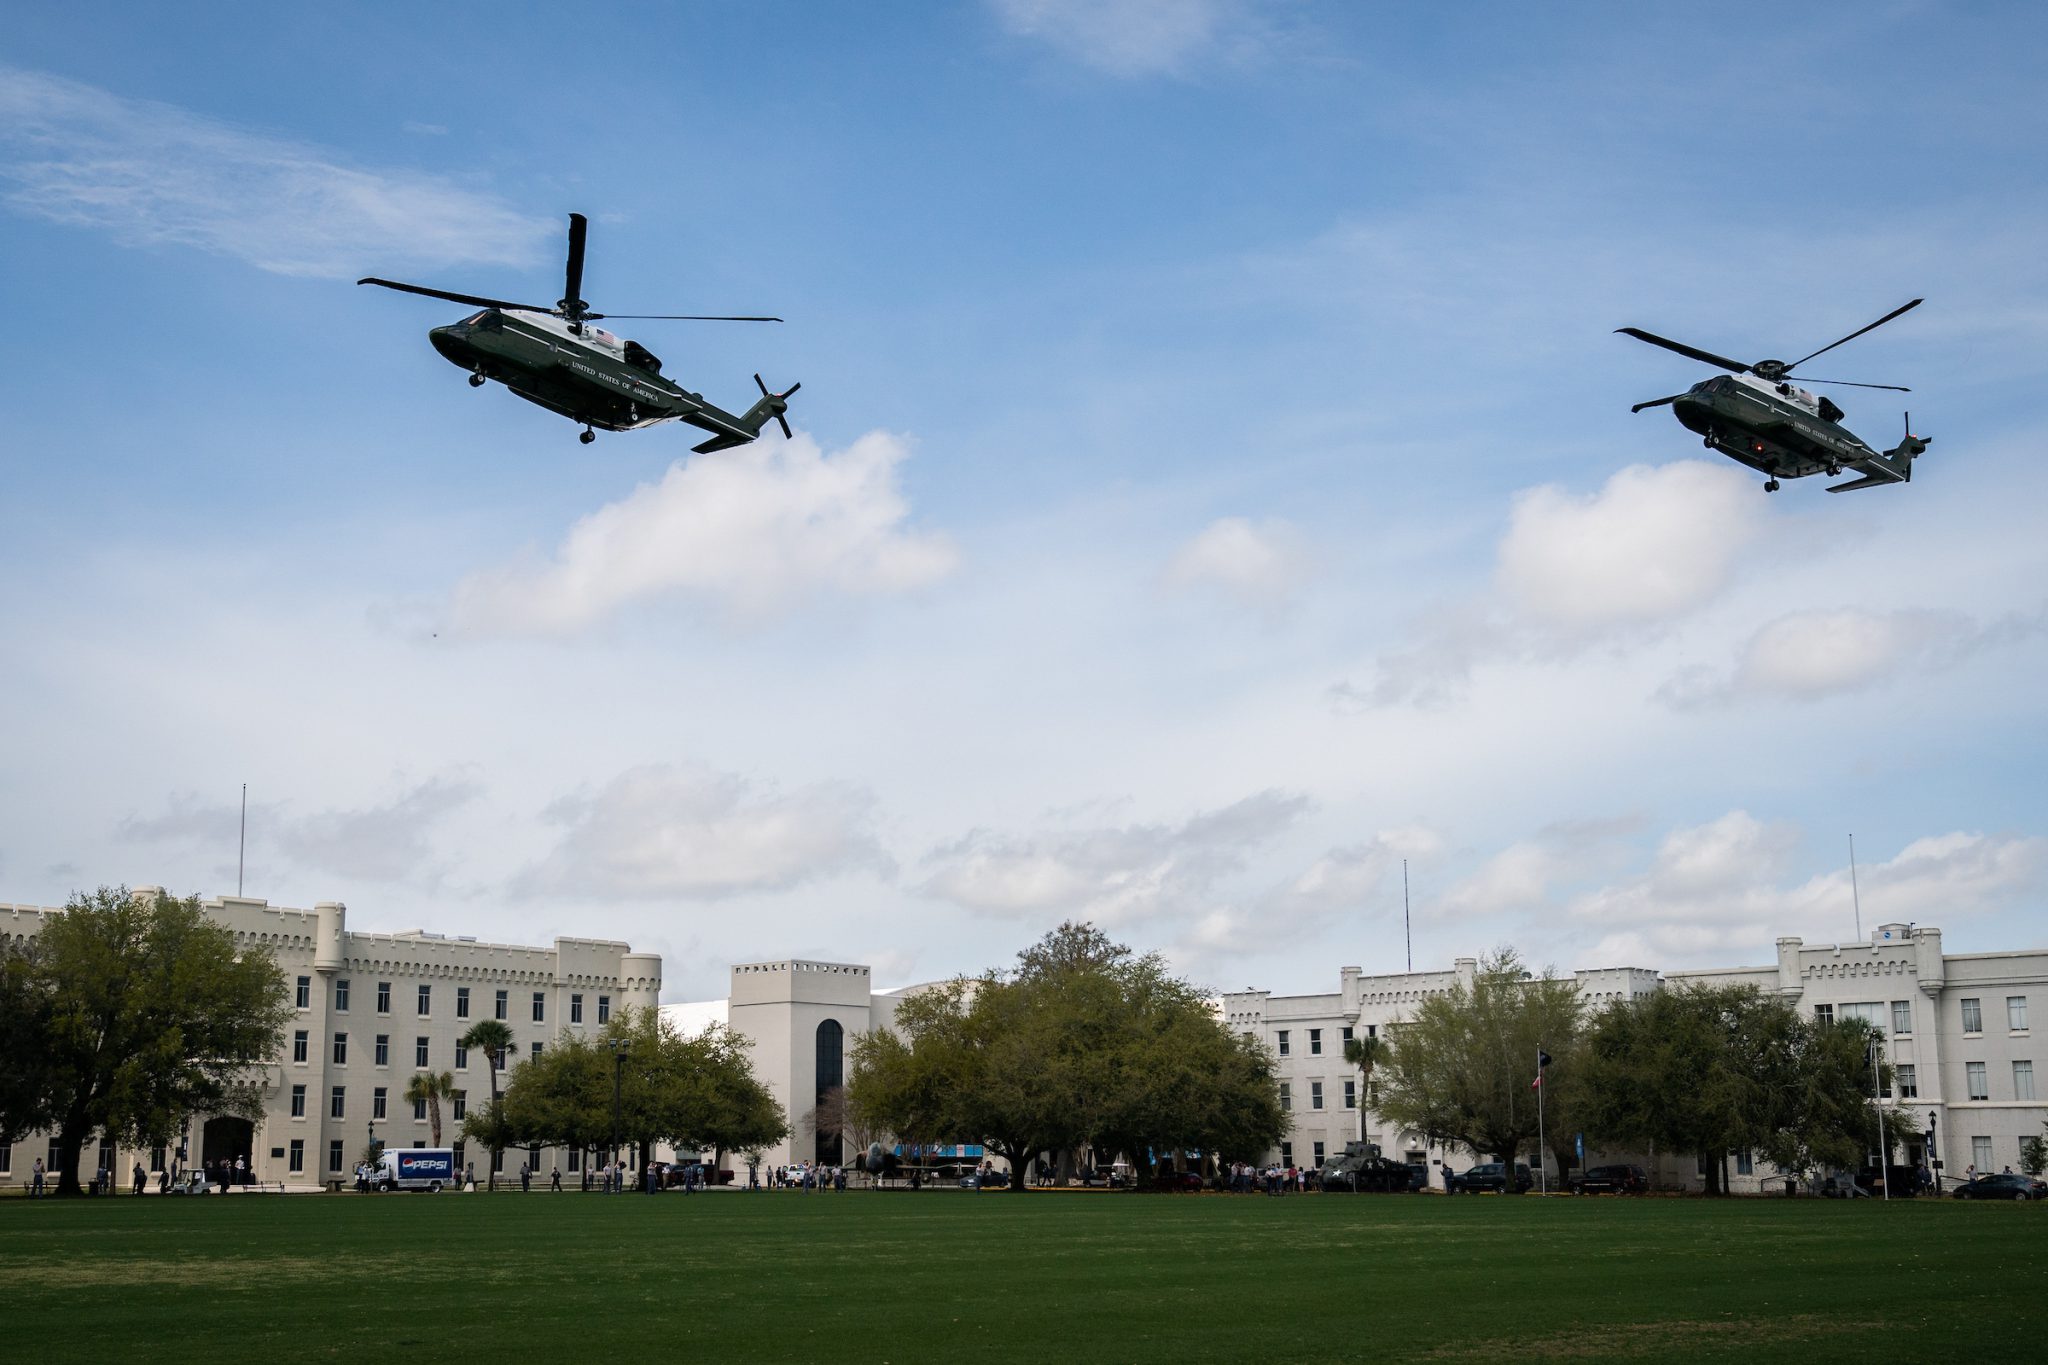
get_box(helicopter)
[1617,298,1929,492]
[360,213,798,450]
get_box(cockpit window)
[623,339,664,375]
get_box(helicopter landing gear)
[468,371,486,388]
[578,428,596,445]
[1764,478,1780,493]
[1702,428,1718,449]
[1826,462,1841,476]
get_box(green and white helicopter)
[1618,298,1928,492]
[361,213,797,449]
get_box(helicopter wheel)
[578,428,596,445]
[469,372,486,388]
[1764,479,1780,493]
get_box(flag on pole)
[1532,1049,1552,1089]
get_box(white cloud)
[1575,811,2047,964]
[0,65,551,277]
[1496,460,1764,637]
[1162,516,1310,612]
[118,776,482,883]
[1266,824,1442,920]
[919,790,1307,925]
[449,430,957,634]
[1660,604,2047,708]
[989,0,1265,76]
[518,764,891,901]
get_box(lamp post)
[1867,1039,1888,1201]
[609,1039,631,1194]
[1927,1109,1940,1193]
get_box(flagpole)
[1536,1043,1547,1195]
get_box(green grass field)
[3,1189,2040,1363]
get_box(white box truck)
[375,1147,455,1193]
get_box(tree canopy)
[0,887,292,1195]
[1372,948,1583,1172]
[848,922,1285,1184]
[479,1007,786,1165]
[1578,981,1917,1192]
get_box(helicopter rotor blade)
[1614,328,1750,374]
[755,373,799,438]
[560,213,589,318]
[1794,377,1912,392]
[1629,393,1689,413]
[357,278,550,312]
[1782,298,1922,374]
[588,313,784,322]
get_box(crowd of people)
[1224,1161,1318,1195]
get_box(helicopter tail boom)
[1826,429,1928,493]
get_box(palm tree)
[460,1019,516,1186]
[1345,1035,1385,1145]
[405,1070,458,1146]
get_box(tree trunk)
[53,1114,90,1198]
[428,1094,443,1147]
[1700,1150,1723,1196]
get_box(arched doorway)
[202,1117,253,1181]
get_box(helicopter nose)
[429,325,473,367]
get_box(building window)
[150,1145,165,1172]
[598,995,611,1024]
[1961,998,1982,1034]
[571,993,584,1024]
[492,1149,504,1174]
[495,989,508,1021]
[530,1041,543,1061]
[1812,1003,1834,1025]
[1736,1150,1754,1175]
[453,1092,466,1122]
[567,1147,582,1173]
[1971,1136,1993,1171]
[1313,1141,1326,1166]
[1279,1143,1293,1166]
[296,975,311,1009]
[1279,1082,1292,1111]
[1308,1028,1322,1056]
[288,1140,304,1174]
[532,992,545,1023]
[377,981,392,1014]
[416,1037,429,1068]
[2010,997,2029,1031]
[455,1044,468,1070]
[1366,1024,1377,1038]
[375,1035,389,1067]
[1310,1080,1324,1110]
[1966,1061,1988,1101]
[2015,1061,2036,1102]
[331,1087,346,1120]
[291,1084,306,1118]
[456,986,470,1019]
[1341,1026,1354,1044]
[373,1087,387,1120]
[0,1143,11,1174]
[332,1032,348,1065]
[329,1140,344,1174]
[336,978,350,1011]
[413,1098,427,1121]
[1897,1064,1917,1099]
[1891,1000,1912,1034]
[1344,1079,1357,1109]
[293,1030,308,1064]
[1277,1030,1290,1057]
[418,985,432,1016]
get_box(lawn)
[3,1189,2040,1363]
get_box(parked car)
[1153,1169,1206,1192]
[1571,1164,1648,1195]
[1452,1162,1534,1194]
[1405,1164,1431,1191]
[959,1169,1010,1189]
[1952,1172,2046,1201]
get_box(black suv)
[1452,1161,1533,1194]
[1571,1164,1648,1195]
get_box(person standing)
[550,1165,562,1192]
[520,1160,531,1194]
[132,1161,146,1196]
[31,1157,45,1198]
[1442,1161,1457,1195]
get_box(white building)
[0,890,660,1190]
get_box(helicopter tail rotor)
[753,372,801,440]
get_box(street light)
[609,1039,632,1195]
[1927,1109,1940,1191]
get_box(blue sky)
[3,1,2045,999]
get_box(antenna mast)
[1403,859,1412,973]
[238,784,247,897]
[1848,833,1861,941]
